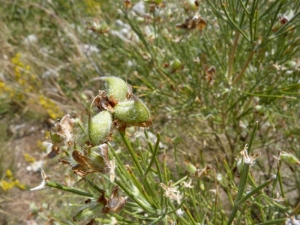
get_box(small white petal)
[30,180,46,191]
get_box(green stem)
[119,130,144,176]
[227,122,258,225]
[277,161,285,198]
[228,32,240,83]
[236,178,274,206]
[144,133,161,177]
[231,50,254,85]
[115,179,155,214]
[46,181,93,197]
[255,218,287,225]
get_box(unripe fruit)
[89,111,112,145]
[113,95,150,123]
[101,76,129,102]
[280,151,300,165]
[185,161,197,174]
[255,105,265,114]
[170,58,182,71]
[185,0,199,11]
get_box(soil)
[0,121,47,225]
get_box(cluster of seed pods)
[88,76,152,146]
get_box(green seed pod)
[170,58,182,71]
[280,151,300,165]
[285,60,296,68]
[255,105,265,114]
[184,161,197,174]
[185,0,199,11]
[101,76,129,102]
[50,132,64,143]
[113,95,150,123]
[88,111,112,145]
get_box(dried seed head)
[102,186,126,213]
[195,165,211,178]
[124,0,132,9]
[279,15,289,25]
[54,114,74,143]
[176,15,206,31]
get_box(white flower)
[161,183,182,204]
[286,216,300,225]
[30,168,51,191]
[23,34,38,45]
[176,208,185,217]
[132,1,145,16]
[240,145,260,166]
[26,160,44,173]
[81,44,99,56]
[182,179,194,188]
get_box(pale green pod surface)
[89,111,112,145]
[185,0,198,11]
[101,76,128,102]
[280,151,300,165]
[113,95,150,123]
[170,58,182,71]
[184,161,197,175]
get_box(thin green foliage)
[0,0,299,224]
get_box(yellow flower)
[23,153,36,163]
[6,169,14,180]
[14,180,26,190]
[0,180,15,191]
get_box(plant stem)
[46,181,93,197]
[119,130,144,176]
[144,132,161,177]
[232,50,255,85]
[227,122,258,225]
[255,218,287,225]
[228,32,240,83]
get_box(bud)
[88,111,112,145]
[184,161,197,174]
[285,60,297,68]
[101,76,129,102]
[184,0,199,11]
[50,132,64,144]
[280,151,300,165]
[170,58,183,72]
[113,95,150,123]
[255,105,265,114]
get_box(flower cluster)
[1,53,63,119]
[0,169,26,191]
[89,76,152,140]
